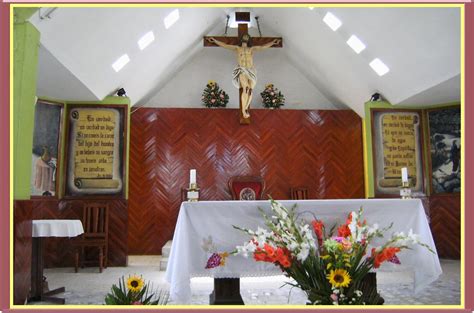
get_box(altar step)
[159,240,173,271]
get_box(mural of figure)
[450,140,460,173]
[34,146,56,196]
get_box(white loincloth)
[232,67,257,89]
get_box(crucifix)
[204,12,282,125]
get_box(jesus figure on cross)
[207,34,281,120]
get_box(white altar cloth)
[32,219,84,238]
[165,199,441,304]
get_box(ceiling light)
[369,58,390,76]
[112,54,130,72]
[323,12,342,31]
[138,31,155,50]
[164,9,179,29]
[346,35,366,54]
[308,7,315,10]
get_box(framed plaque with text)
[371,109,425,197]
[65,105,127,197]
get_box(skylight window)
[346,35,366,54]
[323,12,342,31]
[112,54,130,72]
[138,31,155,50]
[369,58,390,76]
[164,9,179,29]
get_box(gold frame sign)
[65,105,126,197]
[371,109,425,196]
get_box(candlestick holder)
[400,181,412,199]
[187,183,200,202]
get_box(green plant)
[104,275,169,305]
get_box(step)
[159,257,168,271]
[161,240,173,258]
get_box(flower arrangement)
[260,84,285,109]
[104,275,169,305]
[202,80,229,108]
[206,200,434,305]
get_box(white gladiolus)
[348,211,358,236]
[367,223,379,236]
[272,202,288,219]
[288,242,298,250]
[297,246,309,261]
[236,241,257,258]
[408,229,420,243]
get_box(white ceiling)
[30,6,461,116]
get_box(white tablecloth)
[165,199,442,304]
[32,219,84,238]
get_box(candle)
[401,167,408,183]
[190,169,196,186]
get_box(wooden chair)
[73,202,109,273]
[228,176,265,200]
[290,187,308,200]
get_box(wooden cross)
[204,13,282,125]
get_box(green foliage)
[201,81,229,108]
[260,84,285,108]
[104,276,169,305]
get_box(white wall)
[142,47,340,110]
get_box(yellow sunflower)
[326,269,351,288]
[127,275,144,293]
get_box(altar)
[165,199,442,304]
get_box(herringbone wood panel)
[14,199,128,268]
[14,201,33,305]
[429,194,460,259]
[128,108,365,254]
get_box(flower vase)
[306,273,384,305]
[355,273,385,305]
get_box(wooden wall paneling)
[14,200,33,305]
[128,108,365,255]
[14,199,127,269]
[429,194,460,259]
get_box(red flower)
[312,220,325,246]
[371,247,401,268]
[279,255,292,268]
[337,225,351,238]
[253,248,267,262]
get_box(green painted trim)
[13,22,40,200]
[13,8,38,24]
[364,100,461,197]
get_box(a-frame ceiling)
[29,6,461,116]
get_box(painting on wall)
[30,100,64,197]
[427,106,461,194]
[371,109,425,197]
[64,105,126,197]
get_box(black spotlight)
[116,88,126,97]
[370,92,381,102]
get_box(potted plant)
[104,275,169,305]
[202,80,229,108]
[260,84,285,109]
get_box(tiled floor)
[31,257,460,306]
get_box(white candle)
[401,167,408,183]
[190,169,196,186]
